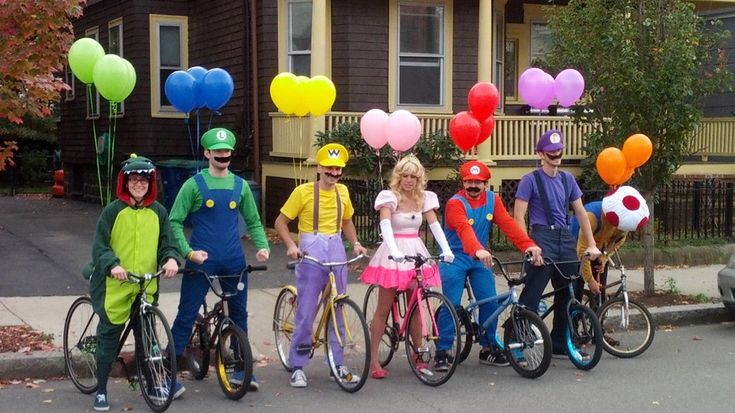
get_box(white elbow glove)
[429,221,454,263]
[379,219,405,262]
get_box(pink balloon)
[554,69,585,107]
[386,110,421,152]
[519,68,555,109]
[360,109,389,149]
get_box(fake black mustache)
[214,156,231,163]
[546,153,562,160]
[324,172,342,179]
[466,187,482,194]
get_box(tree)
[542,0,733,294]
[0,0,84,124]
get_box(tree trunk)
[643,190,656,296]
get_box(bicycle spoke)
[64,297,99,394]
[326,299,369,393]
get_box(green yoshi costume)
[88,154,182,404]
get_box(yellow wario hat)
[315,143,349,167]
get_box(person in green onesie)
[88,154,182,411]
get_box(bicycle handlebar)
[179,265,268,298]
[287,254,365,270]
[126,270,163,283]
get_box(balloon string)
[196,110,201,172]
[88,85,104,206]
[184,116,195,161]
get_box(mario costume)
[169,128,269,363]
[278,143,355,371]
[437,161,537,357]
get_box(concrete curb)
[2,305,733,380]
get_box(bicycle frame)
[538,258,586,334]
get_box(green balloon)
[119,58,137,101]
[68,38,105,84]
[93,54,131,102]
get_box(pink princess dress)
[360,190,442,291]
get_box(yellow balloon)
[292,76,310,117]
[305,75,337,116]
[269,72,299,114]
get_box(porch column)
[308,0,330,164]
[476,0,494,164]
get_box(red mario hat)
[460,161,491,181]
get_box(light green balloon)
[68,38,105,84]
[119,58,137,102]
[93,54,130,102]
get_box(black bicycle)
[63,271,177,413]
[182,264,267,400]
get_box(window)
[84,27,100,119]
[288,1,312,76]
[530,22,552,65]
[397,4,445,107]
[108,18,124,116]
[493,10,504,111]
[504,39,518,99]
[149,14,188,118]
[64,65,75,101]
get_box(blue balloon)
[203,68,234,111]
[187,66,208,109]
[164,71,196,113]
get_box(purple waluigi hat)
[536,129,565,152]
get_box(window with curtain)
[288,1,312,76]
[398,4,444,106]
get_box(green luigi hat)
[201,127,236,150]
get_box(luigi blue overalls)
[288,183,348,369]
[171,174,248,357]
[437,191,501,352]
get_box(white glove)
[429,221,454,263]
[379,219,405,263]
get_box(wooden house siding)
[452,0,480,113]
[256,1,279,161]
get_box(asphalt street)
[1,323,733,413]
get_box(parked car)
[717,252,735,313]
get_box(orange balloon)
[622,133,652,168]
[613,167,635,186]
[596,147,628,185]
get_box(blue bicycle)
[455,255,552,379]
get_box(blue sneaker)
[249,374,260,391]
[230,371,259,391]
[148,378,185,402]
[93,393,110,411]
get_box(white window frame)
[84,27,101,120]
[108,17,125,116]
[149,14,188,118]
[64,64,75,101]
[493,10,505,112]
[287,0,312,76]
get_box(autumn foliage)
[0,0,85,124]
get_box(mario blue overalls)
[437,191,501,352]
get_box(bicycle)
[450,255,552,379]
[272,254,370,393]
[182,264,267,400]
[361,254,461,386]
[581,250,655,358]
[63,271,177,413]
[537,256,604,371]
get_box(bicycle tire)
[215,324,253,400]
[326,298,370,393]
[405,291,460,387]
[136,306,177,413]
[456,307,474,364]
[503,307,551,379]
[362,283,397,367]
[186,310,211,380]
[63,296,99,394]
[597,297,655,358]
[273,286,297,372]
[565,304,603,370]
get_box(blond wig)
[389,155,427,211]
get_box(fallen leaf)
[42,388,54,393]
[25,383,40,389]
[488,382,495,386]
[122,407,133,411]
[652,401,660,405]
[9,380,22,385]
[33,379,46,384]
[692,336,703,341]
[42,399,52,404]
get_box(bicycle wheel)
[326,298,370,393]
[136,306,177,413]
[405,291,460,387]
[456,307,474,364]
[503,307,551,379]
[186,309,210,380]
[597,297,655,358]
[565,304,603,370]
[63,296,99,394]
[273,286,297,372]
[215,324,253,400]
[362,283,397,367]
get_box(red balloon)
[476,115,495,145]
[449,111,481,152]
[468,82,499,122]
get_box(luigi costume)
[88,154,182,410]
[169,128,269,387]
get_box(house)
[60,0,735,228]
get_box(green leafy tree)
[542,0,733,294]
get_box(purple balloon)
[519,68,555,110]
[554,69,585,107]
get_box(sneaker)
[249,374,260,391]
[434,351,452,372]
[290,369,307,388]
[479,348,510,367]
[329,365,360,384]
[148,378,185,402]
[93,393,110,411]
